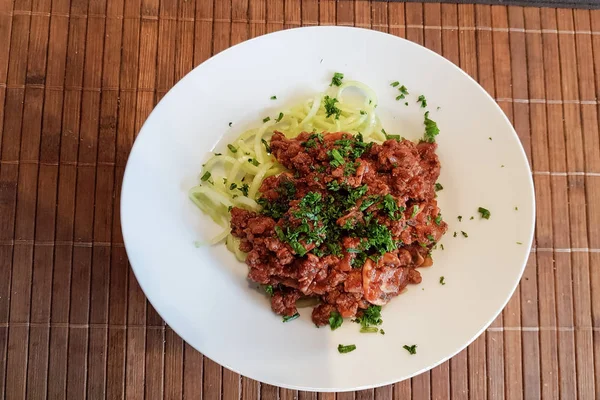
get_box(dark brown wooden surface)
[0,1,598,399]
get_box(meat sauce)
[230,131,447,326]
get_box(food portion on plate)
[189,74,447,331]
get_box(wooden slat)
[0,2,598,399]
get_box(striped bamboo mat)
[1,1,599,399]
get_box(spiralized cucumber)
[189,79,383,246]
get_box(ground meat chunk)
[271,291,302,316]
[312,303,336,326]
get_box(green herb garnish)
[424,111,440,143]
[355,305,383,331]
[262,116,271,123]
[238,183,249,196]
[276,112,284,122]
[265,285,274,295]
[330,72,344,87]
[360,326,379,333]
[227,144,238,153]
[390,81,400,87]
[439,276,446,285]
[261,138,271,153]
[324,95,342,119]
[478,207,491,219]
[270,95,277,100]
[201,171,211,181]
[434,183,443,191]
[329,311,343,331]
[338,344,356,354]
[382,194,404,220]
[417,95,427,108]
[329,149,345,167]
[411,205,420,218]
[403,344,417,355]
[461,231,468,238]
[283,313,300,323]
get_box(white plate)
[121,27,535,392]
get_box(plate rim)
[120,25,536,392]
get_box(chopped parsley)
[488,137,492,141]
[201,171,211,181]
[403,344,417,355]
[396,85,409,99]
[423,111,440,143]
[329,149,345,167]
[434,183,443,191]
[261,138,271,153]
[302,132,324,149]
[411,205,420,218]
[324,95,342,119]
[439,276,446,285]
[478,207,491,219]
[515,206,519,211]
[330,72,344,87]
[405,102,409,106]
[382,194,404,220]
[262,116,271,123]
[380,329,386,335]
[355,305,383,332]
[390,81,400,87]
[383,129,401,140]
[338,344,356,354]
[435,214,443,225]
[237,183,249,196]
[229,183,237,190]
[360,110,366,115]
[270,95,277,100]
[417,95,427,108]
[440,244,444,250]
[283,313,300,322]
[453,232,457,238]
[458,215,462,222]
[360,326,379,333]
[228,122,232,127]
[276,112,284,122]
[265,285,274,296]
[249,158,259,166]
[470,216,474,220]
[516,241,523,245]
[329,311,343,330]
[227,144,238,153]
[461,231,468,238]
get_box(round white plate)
[121,27,535,392]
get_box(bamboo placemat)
[0,0,598,399]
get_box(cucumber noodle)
[189,80,385,260]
